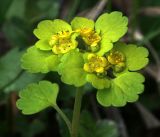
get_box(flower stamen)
[84,54,110,73]
[107,50,126,72]
[49,31,78,54]
[78,28,101,47]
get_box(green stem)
[54,105,72,134]
[71,87,83,137]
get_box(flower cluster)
[21,11,149,107]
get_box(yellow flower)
[49,31,78,54]
[107,50,126,72]
[107,50,125,65]
[77,28,101,47]
[84,54,110,73]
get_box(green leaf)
[95,11,128,42]
[5,0,26,19]
[3,18,31,47]
[80,111,119,137]
[71,17,94,30]
[94,120,119,137]
[114,42,149,71]
[33,20,54,40]
[97,72,145,107]
[58,50,87,87]
[48,19,72,34]
[21,46,60,73]
[16,116,45,137]
[97,39,113,56]
[35,39,52,50]
[33,19,72,39]
[0,48,23,90]
[86,74,110,89]
[16,81,59,114]
[4,72,44,93]
[25,0,60,22]
[0,0,13,24]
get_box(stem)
[71,87,83,137]
[54,105,72,134]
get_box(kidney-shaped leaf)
[97,72,145,107]
[114,42,149,71]
[16,81,59,114]
[21,46,60,73]
[95,11,128,42]
[58,49,87,87]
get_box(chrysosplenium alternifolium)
[20,11,149,107]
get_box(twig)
[134,29,160,67]
[140,7,160,16]
[0,70,24,91]
[59,0,71,19]
[135,103,160,129]
[7,92,18,136]
[85,0,108,20]
[105,108,129,137]
[145,66,157,80]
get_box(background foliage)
[0,0,160,137]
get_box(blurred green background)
[0,0,160,137]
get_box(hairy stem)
[71,87,83,137]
